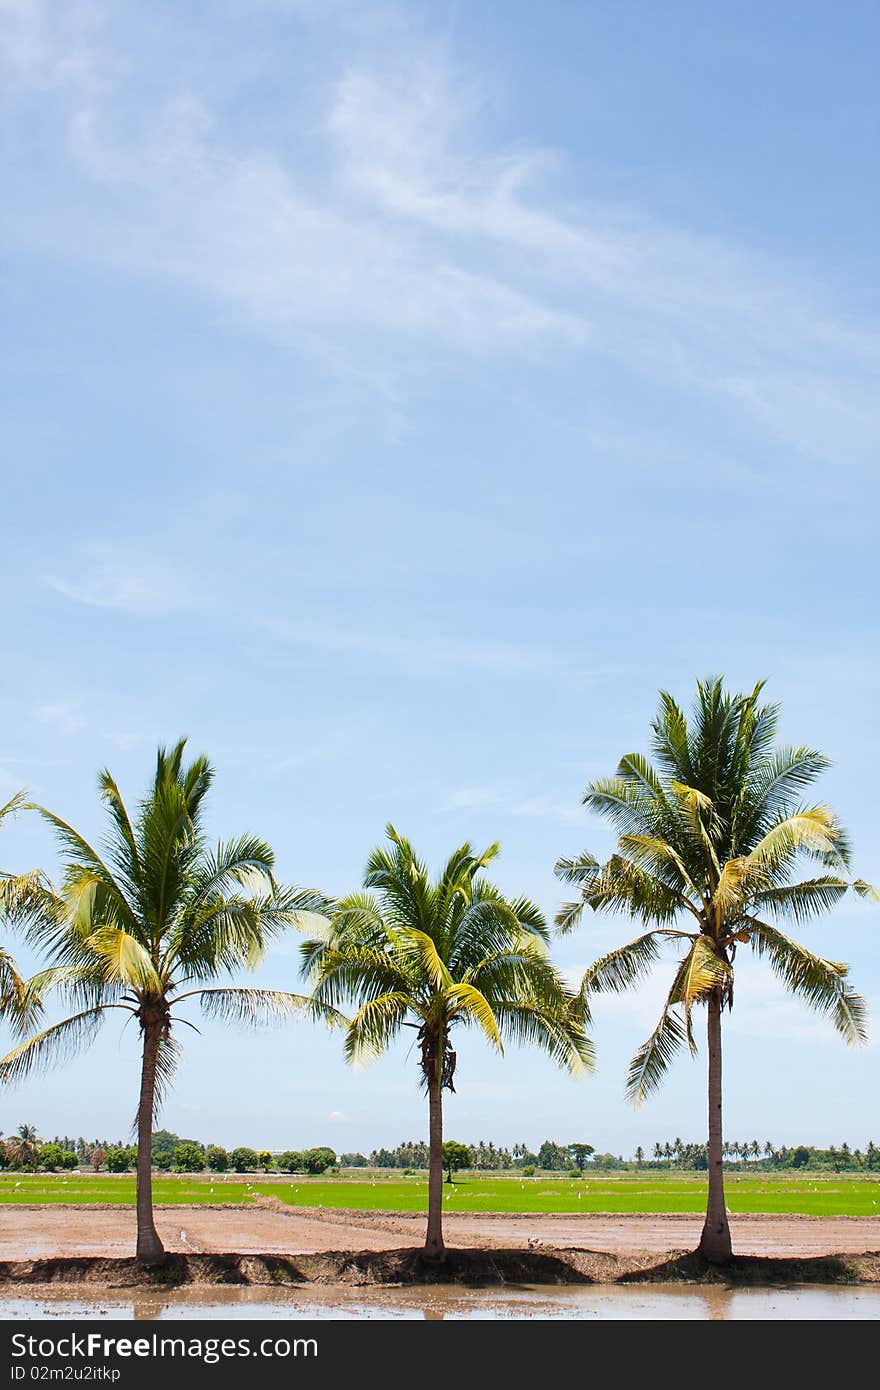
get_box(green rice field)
[1,1171,879,1217]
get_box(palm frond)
[490,997,595,1072]
[736,747,834,850]
[748,920,867,1044]
[853,880,880,902]
[151,1032,182,1122]
[29,809,139,950]
[186,837,278,907]
[0,870,59,933]
[744,808,841,875]
[579,933,662,996]
[614,836,699,899]
[0,950,44,1035]
[445,982,503,1051]
[0,1005,124,1084]
[626,1008,688,1104]
[85,927,163,994]
[403,929,453,991]
[554,851,601,887]
[582,779,658,836]
[751,876,849,924]
[193,987,339,1029]
[344,992,412,1064]
[574,854,697,927]
[0,789,28,824]
[667,936,731,1048]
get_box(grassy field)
[1,1171,879,1216]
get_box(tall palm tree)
[555,677,870,1263]
[302,825,592,1257]
[0,741,327,1264]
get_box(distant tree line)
[0,1126,337,1175]
[6,1123,880,1176]
[648,1138,880,1172]
[342,1140,602,1172]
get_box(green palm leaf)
[748,921,866,1044]
[626,1008,687,1104]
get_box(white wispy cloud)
[44,550,203,615]
[326,61,880,462]
[257,614,565,678]
[442,785,581,823]
[35,702,85,734]
[1,1,878,460]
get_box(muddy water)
[2,1284,879,1320]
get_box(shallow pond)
[2,1284,879,1320]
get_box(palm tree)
[555,677,870,1263]
[302,824,592,1257]
[0,741,327,1264]
[8,1123,41,1170]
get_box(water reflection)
[2,1284,879,1321]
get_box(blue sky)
[1,0,878,1157]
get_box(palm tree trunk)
[135,1015,165,1265]
[425,1069,445,1258]
[698,989,732,1263]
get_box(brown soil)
[1,1247,879,1289]
[1,1204,878,1272]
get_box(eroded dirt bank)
[1,1204,879,1262]
[1,1247,879,1289]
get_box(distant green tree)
[568,1142,595,1171]
[635,1146,644,1165]
[106,1148,135,1173]
[442,1140,472,1183]
[302,1147,335,1174]
[205,1145,229,1173]
[340,1152,368,1167]
[60,1150,79,1170]
[537,1140,567,1171]
[173,1141,205,1173]
[592,1152,623,1170]
[275,1151,303,1172]
[39,1142,65,1170]
[258,1150,274,1172]
[230,1146,259,1172]
[8,1124,42,1170]
[151,1130,180,1170]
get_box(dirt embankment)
[1,1206,879,1286]
[2,1203,879,1262]
[2,1247,880,1289]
